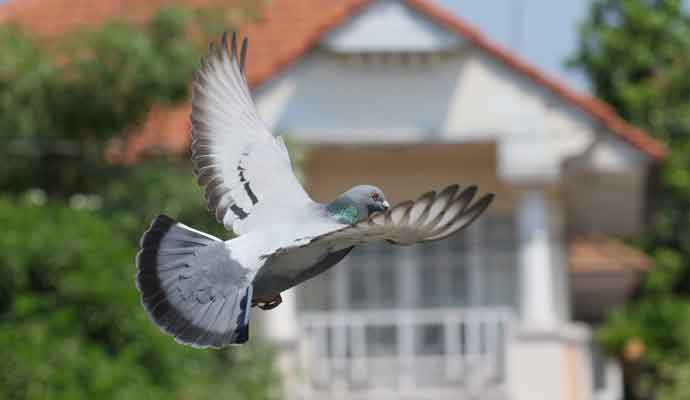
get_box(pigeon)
[135,32,495,349]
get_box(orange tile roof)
[0,0,668,161]
[569,234,652,274]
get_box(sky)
[435,0,591,92]
[0,0,591,91]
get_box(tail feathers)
[136,214,253,348]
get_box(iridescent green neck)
[326,203,359,225]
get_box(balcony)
[297,307,515,399]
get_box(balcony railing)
[297,307,515,398]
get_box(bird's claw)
[252,294,282,310]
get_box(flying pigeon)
[135,33,495,349]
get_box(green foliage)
[571,0,690,397]
[0,197,278,400]
[0,7,199,196]
[101,158,229,240]
[571,0,690,143]
[0,3,280,399]
[0,26,60,192]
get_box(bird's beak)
[382,200,390,211]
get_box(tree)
[0,7,198,196]
[0,4,280,399]
[0,196,278,400]
[571,0,690,398]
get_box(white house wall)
[321,0,463,53]
[442,52,593,152]
[255,50,464,141]
[254,48,595,159]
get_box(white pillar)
[517,189,558,326]
[508,189,594,400]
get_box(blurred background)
[0,1,688,399]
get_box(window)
[366,326,398,356]
[297,213,518,390]
[418,235,470,308]
[298,213,518,312]
[348,243,398,309]
[417,323,444,355]
[482,214,518,307]
[298,263,335,311]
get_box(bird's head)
[326,185,389,225]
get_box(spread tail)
[136,215,252,348]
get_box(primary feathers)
[190,33,311,235]
[135,32,494,348]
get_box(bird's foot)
[252,294,282,310]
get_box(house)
[1,0,665,399]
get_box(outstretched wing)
[191,33,312,235]
[266,185,494,259]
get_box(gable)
[251,0,657,183]
[321,0,463,53]
[251,0,665,164]
[253,40,589,147]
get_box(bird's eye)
[371,192,380,201]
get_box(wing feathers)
[425,193,495,242]
[408,191,435,226]
[380,185,492,245]
[190,32,312,235]
[427,185,476,237]
[453,185,477,212]
[270,185,494,258]
[387,200,414,225]
[419,185,456,230]
[239,36,248,73]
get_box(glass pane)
[484,214,516,244]
[417,324,444,355]
[448,265,469,306]
[349,264,368,309]
[481,214,518,308]
[378,265,397,308]
[420,270,439,307]
[348,243,399,309]
[366,326,398,356]
[298,265,335,311]
[417,235,470,308]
